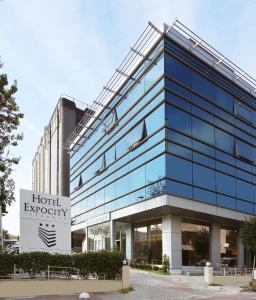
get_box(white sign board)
[20,189,71,254]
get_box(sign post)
[20,189,71,254]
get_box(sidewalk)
[3,269,255,300]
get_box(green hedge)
[0,251,124,279]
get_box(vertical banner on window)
[20,189,71,254]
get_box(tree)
[240,218,256,270]
[0,60,23,214]
[2,229,9,239]
[191,228,209,261]
[147,180,165,197]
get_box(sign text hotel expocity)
[24,194,68,217]
[20,189,71,254]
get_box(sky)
[1,0,256,235]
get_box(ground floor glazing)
[72,215,247,268]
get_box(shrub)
[0,251,124,279]
[152,265,159,271]
[162,254,169,274]
[0,253,15,277]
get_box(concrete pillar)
[122,266,130,289]
[237,228,245,266]
[110,220,116,250]
[162,215,182,271]
[204,266,213,285]
[210,223,221,266]
[125,224,133,260]
[82,227,87,253]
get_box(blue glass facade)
[70,35,256,227]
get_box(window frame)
[234,101,253,125]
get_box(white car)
[6,243,20,254]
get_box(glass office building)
[68,21,256,270]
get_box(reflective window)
[191,94,214,111]
[116,81,144,118]
[193,140,215,158]
[166,155,192,184]
[148,224,162,264]
[193,152,215,168]
[95,189,104,207]
[134,226,148,261]
[87,194,96,210]
[146,180,165,198]
[220,228,238,265]
[129,165,145,192]
[216,150,235,166]
[128,121,147,150]
[167,129,192,148]
[104,182,115,203]
[215,107,234,124]
[192,71,214,99]
[236,157,253,173]
[145,104,165,135]
[216,161,235,176]
[215,129,234,154]
[235,128,254,144]
[192,117,214,145]
[236,169,252,183]
[95,154,106,175]
[165,55,191,86]
[115,195,129,210]
[237,200,253,214]
[105,145,116,166]
[216,172,235,197]
[145,155,165,184]
[104,201,115,213]
[192,105,214,124]
[235,139,255,163]
[166,179,192,199]
[234,101,253,124]
[166,91,191,112]
[214,85,233,112]
[88,222,110,252]
[165,78,191,99]
[217,194,236,210]
[130,188,146,204]
[166,105,192,135]
[116,175,129,198]
[193,164,216,191]
[193,188,216,205]
[215,117,234,134]
[182,222,209,266]
[236,179,253,202]
[104,109,118,134]
[167,142,192,159]
[144,56,164,91]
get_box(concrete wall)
[0,267,130,297]
[0,279,122,298]
[32,98,83,197]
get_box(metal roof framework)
[65,19,256,153]
[165,19,256,98]
[64,22,163,152]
